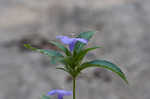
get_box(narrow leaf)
[56,66,74,77]
[56,67,69,73]
[50,56,63,64]
[24,44,37,51]
[78,60,128,83]
[49,41,72,56]
[60,56,74,67]
[77,31,96,40]
[24,44,64,57]
[74,31,96,52]
[56,67,66,71]
[74,46,100,65]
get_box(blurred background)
[0,0,150,99]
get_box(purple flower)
[56,36,88,51]
[47,89,72,99]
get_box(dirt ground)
[0,0,150,99]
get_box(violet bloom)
[56,36,88,51]
[47,89,72,99]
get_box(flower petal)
[56,35,88,51]
[47,90,57,95]
[47,89,72,96]
[56,36,74,44]
[69,40,77,51]
[62,91,72,95]
[58,94,63,99]
[75,38,88,44]
[69,38,87,51]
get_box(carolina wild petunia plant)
[24,31,128,99]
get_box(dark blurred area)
[0,0,150,99]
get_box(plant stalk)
[73,77,76,99]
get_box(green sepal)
[49,41,72,56]
[74,31,96,52]
[77,60,128,84]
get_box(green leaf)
[78,60,128,84]
[37,49,63,57]
[50,56,57,64]
[50,56,63,64]
[60,56,74,67]
[56,67,70,73]
[57,56,76,76]
[24,44,64,57]
[74,46,100,65]
[74,31,96,52]
[41,95,51,99]
[49,41,72,56]
[56,66,75,77]
[24,44,37,51]
[56,67,66,71]
[77,31,96,40]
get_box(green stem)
[73,77,76,99]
